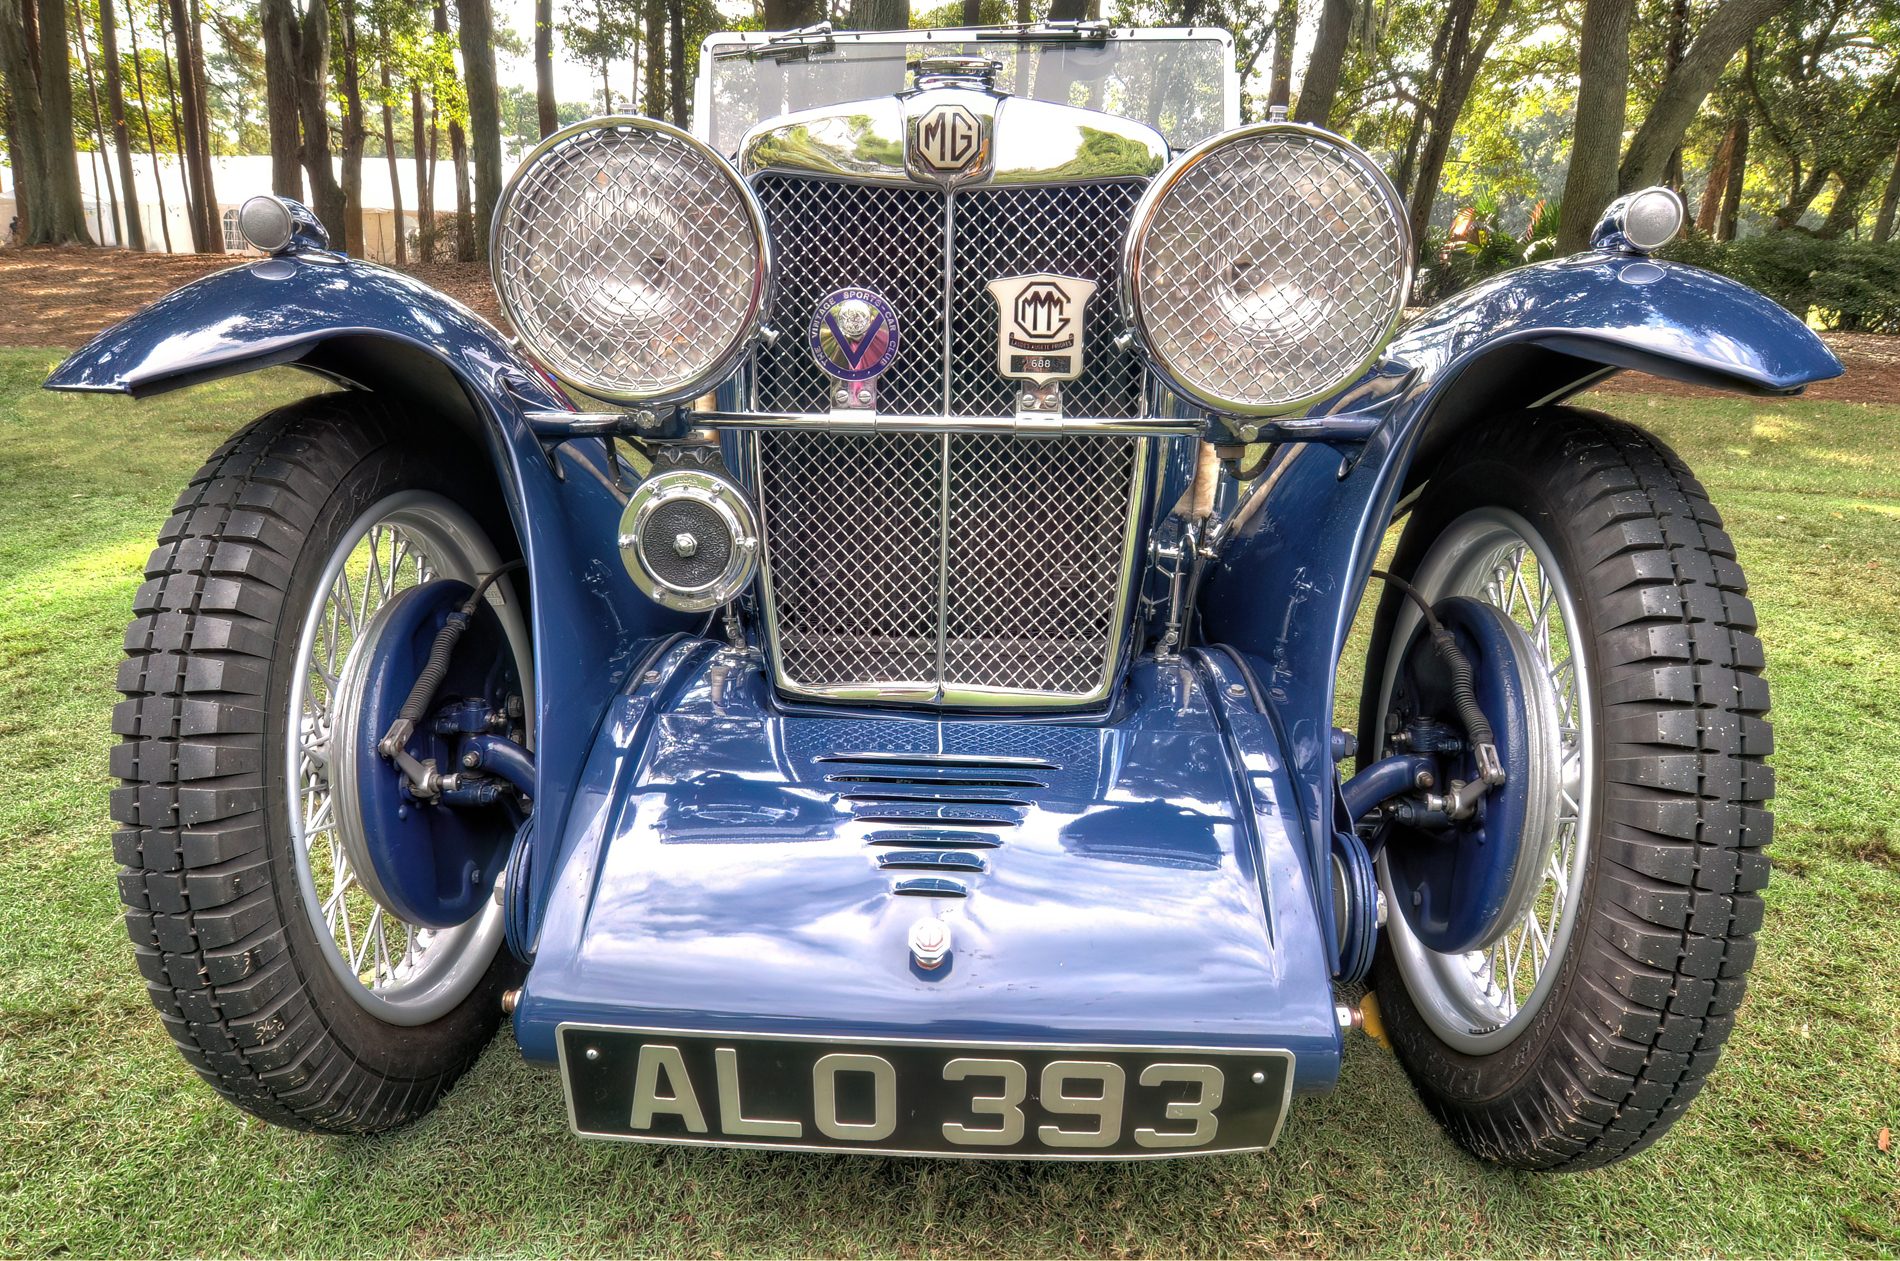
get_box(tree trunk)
[459,0,504,252]
[381,41,406,263]
[1696,117,1740,233]
[1717,114,1747,240]
[1046,0,1085,16]
[535,0,558,137]
[165,0,213,250]
[185,0,219,248]
[1616,0,1793,193]
[29,0,95,243]
[450,120,472,260]
[73,0,124,245]
[668,0,686,126]
[0,0,55,243]
[1293,0,1354,127]
[340,0,367,256]
[1817,165,1873,239]
[1661,0,1689,188]
[1771,162,1831,231]
[764,0,824,27]
[851,0,910,29]
[644,0,666,119]
[1872,137,1900,244]
[261,0,302,200]
[297,0,346,242]
[412,82,433,260]
[1408,0,1511,245]
[1268,0,1298,112]
[1556,0,1634,253]
[125,0,174,250]
[432,0,472,261]
[98,0,146,250]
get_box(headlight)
[492,117,771,405]
[1122,124,1412,417]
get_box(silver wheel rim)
[1375,507,1595,1055]
[285,491,532,1026]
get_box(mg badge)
[809,288,899,382]
[915,103,982,171]
[985,274,1097,385]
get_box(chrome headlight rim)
[617,468,761,612]
[1120,121,1414,420]
[491,115,775,408]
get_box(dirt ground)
[2,245,1895,404]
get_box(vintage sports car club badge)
[985,274,1097,385]
[809,288,900,382]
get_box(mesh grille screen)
[751,176,1146,418]
[950,184,1146,420]
[752,179,946,415]
[758,431,1139,700]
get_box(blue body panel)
[1197,253,1842,901]
[43,243,1839,1101]
[42,255,701,930]
[514,637,1344,1091]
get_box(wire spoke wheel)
[286,492,525,1026]
[1375,508,1593,1052]
[1363,409,1770,1170]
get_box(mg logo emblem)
[1013,282,1072,340]
[916,104,980,171]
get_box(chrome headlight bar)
[1121,123,1412,418]
[491,117,772,406]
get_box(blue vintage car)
[57,23,1838,1169]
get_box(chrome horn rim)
[284,491,532,1026]
[1376,507,1595,1055]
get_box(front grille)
[747,174,1150,703]
[751,176,1146,418]
[757,431,1142,702]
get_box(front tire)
[112,394,526,1133]
[1361,407,1772,1170]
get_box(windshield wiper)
[713,21,836,63]
[973,19,1113,42]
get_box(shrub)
[1659,233,1900,333]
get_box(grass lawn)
[0,346,1895,1257]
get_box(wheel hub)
[331,578,525,930]
[1383,595,1566,954]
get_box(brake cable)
[377,560,527,794]
[1371,568,1507,794]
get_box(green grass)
[1,351,1896,1257]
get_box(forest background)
[0,0,1896,316]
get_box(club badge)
[809,288,899,383]
[985,274,1097,385]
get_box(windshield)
[696,29,1237,156]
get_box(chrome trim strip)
[703,410,1198,436]
[557,1021,1297,1158]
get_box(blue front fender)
[45,254,700,928]
[1199,252,1842,919]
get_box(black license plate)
[559,1025,1294,1158]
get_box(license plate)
[558,1025,1295,1158]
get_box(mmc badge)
[809,288,899,383]
[986,274,1097,385]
